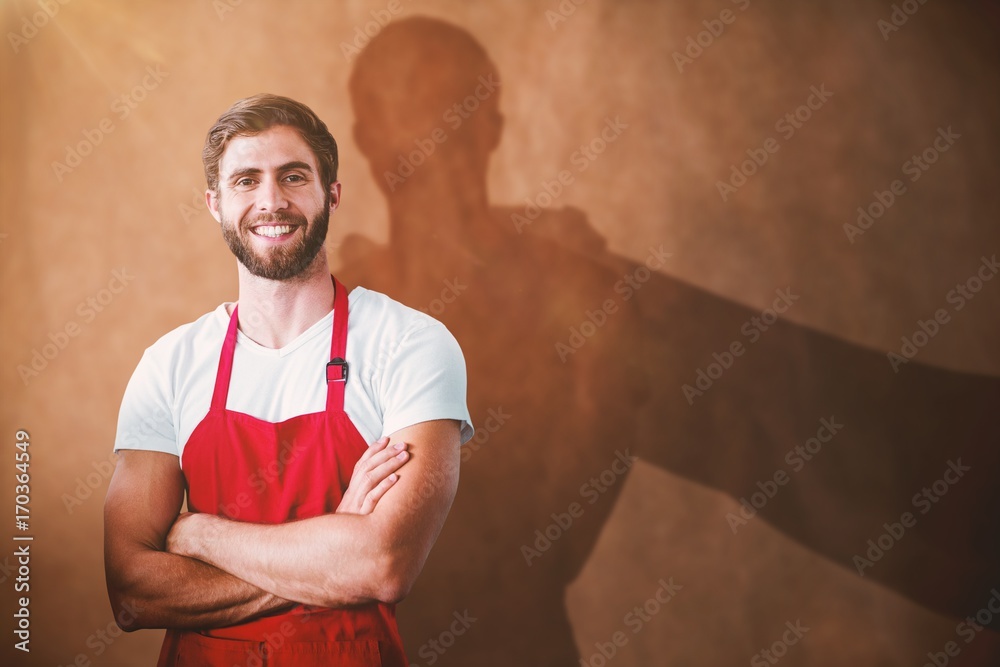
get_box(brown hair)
[202,93,338,192]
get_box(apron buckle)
[326,357,349,383]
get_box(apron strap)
[210,303,241,410]
[210,276,349,412]
[326,276,350,413]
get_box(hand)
[165,511,200,557]
[336,436,410,515]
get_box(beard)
[220,197,329,281]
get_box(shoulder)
[348,286,454,345]
[116,306,228,453]
[347,287,471,441]
[346,286,465,385]
[136,306,229,378]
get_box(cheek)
[221,195,254,223]
[295,190,326,211]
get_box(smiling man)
[103,94,473,666]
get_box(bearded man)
[103,93,472,667]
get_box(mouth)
[250,224,299,240]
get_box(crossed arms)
[103,419,460,630]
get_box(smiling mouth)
[251,224,297,238]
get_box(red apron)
[157,277,407,666]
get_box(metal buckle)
[326,357,349,383]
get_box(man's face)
[208,125,340,281]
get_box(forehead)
[219,125,317,177]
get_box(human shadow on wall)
[335,16,1000,666]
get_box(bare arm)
[166,419,461,607]
[104,436,408,629]
[103,449,292,630]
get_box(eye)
[235,177,255,187]
[284,173,306,183]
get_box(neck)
[233,251,335,349]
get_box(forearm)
[108,547,294,631]
[173,512,394,608]
[104,449,297,630]
[168,421,461,609]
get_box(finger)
[357,436,391,464]
[354,437,391,470]
[371,446,410,480]
[361,473,399,514]
[356,447,409,496]
[356,440,408,476]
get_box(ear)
[205,189,222,224]
[328,181,342,213]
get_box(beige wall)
[2,1,999,665]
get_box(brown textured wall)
[2,1,999,665]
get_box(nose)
[255,176,289,212]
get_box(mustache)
[242,211,307,229]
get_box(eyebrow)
[225,161,315,183]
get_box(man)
[103,93,473,666]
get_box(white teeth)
[253,225,293,238]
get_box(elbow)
[374,552,420,605]
[107,588,149,632]
[376,576,413,606]
[106,568,154,632]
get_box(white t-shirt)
[115,286,473,465]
